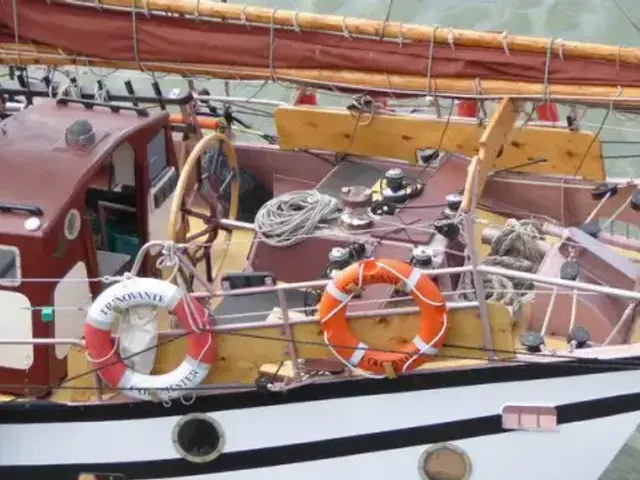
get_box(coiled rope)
[459,219,543,313]
[255,190,342,247]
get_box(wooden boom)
[53,0,640,66]
[3,43,640,107]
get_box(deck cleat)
[590,182,618,201]
[560,260,580,281]
[579,220,601,238]
[434,218,461,240]
[567,326,591,349]
[520,331,545,353]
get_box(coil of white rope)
[255,190,342,247]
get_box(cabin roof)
[0,100,165,237]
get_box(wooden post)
[460,98,518,212]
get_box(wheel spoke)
[169,132,240,290]
[182,207,212,222]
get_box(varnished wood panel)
[60,301,518,402]
[274,106,605,181]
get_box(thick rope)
[255,190,342,247]
[459,219,543,313]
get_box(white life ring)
[84,277,214,401]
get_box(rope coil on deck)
[255,190,342,247]
[459,219,543,313]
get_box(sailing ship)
[1,1,640,479]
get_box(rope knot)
[157,242,180,269]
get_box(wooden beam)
[273,106,605,181]
[461,98,518,212]
[479,98,518,162]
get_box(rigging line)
[6,47,640,106]
[415,99,455,182]
[611,0,640,35]
[379,0,394,40]
[217,330,640,370]
[5,328,640,396]
[573,87,621,176]
[490,157,548,176]
[505,101,539,146]
[0,330,193,405]
[18,287,602,319]
[13,216,448,283]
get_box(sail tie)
[500,31,510,55]
[542,37,555,102]
[268,8,280,82]
[425,25,439,97]
[292,11,301,33]
[379,0,394,40]
[341,16,352,39]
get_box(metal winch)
[323,243,367,279]
[339,186,374,231]
[410,246,434,268]
[328,247,351,270]
[381,168,424,203]
[443,193,463,218]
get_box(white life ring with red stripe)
[84,277,214,401]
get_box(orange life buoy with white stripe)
[84,277,215,401]
[317,258,448,375]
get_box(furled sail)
[2,0,640,104]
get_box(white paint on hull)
[170,411,640,480]
[1,369,639,466]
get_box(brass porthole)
[172,413,225,463]
[418,443,472,480]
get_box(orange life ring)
[84,278,215,400]
[317,258,448,375]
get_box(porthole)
[172,413,224,463]
[64,209,82,240]
[418,443,472,480]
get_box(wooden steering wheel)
[168,131,240,287]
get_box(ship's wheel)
[168,131,240,289]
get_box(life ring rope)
[318,259,448,378]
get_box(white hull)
[1,367,640,479]
[163,412,640,480]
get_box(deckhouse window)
[147,130,168,185]
[0,246,20,287]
